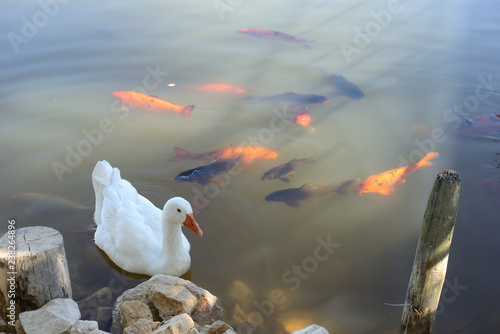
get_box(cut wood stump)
[399,170,461,334]
[0,226,72,328]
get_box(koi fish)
[238,28,315,48]
[355,152,439,195]
[10,192,94,214]
[262,156,315,183]
[175,155,242,186]
[167,83,245,94]
[245,92,329,106]
[265,180,360,208]
[112,91,194,120]
[168,145,277,166]
[293,107,315,132]
[412,114,500,139]
[324,75,365,101]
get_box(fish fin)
[300,182,314,189]
[168,147,193,161]
[280,176,291,183]
[285,200,301,208]
[148,95,158,98]
[303,198,318,206]
[182,105,195,121]
[379,187,395,195]
[280,172,294,183]
[198,179,210,186]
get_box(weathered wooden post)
[0,225,72,331]
[399,170,461,334]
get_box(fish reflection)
[174,155,242,186]
[324,75,365,101]
[168,145,277,166]
[262,156,315,183]
[245,92,329,107]
[112,91,194,121]
[238,28,314,48]
[265,180,359,208]
[10,192,93,215]
[356,152,438,195]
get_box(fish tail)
[335,179,361,195]
[297,38,315,48]
[418,152,439,167]
[306,125,316,132]
[168,147,194,161]
[182,105,195,121]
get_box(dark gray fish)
[261,157,315,183]
[325,75,365,101]
[245,92,329,106]
[264,179,359,208]
[174,155,242,186]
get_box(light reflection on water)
[1,0,500,333]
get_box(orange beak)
[183,213,203,237]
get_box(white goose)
[91,160,203,277]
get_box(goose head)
[163,197,203,236]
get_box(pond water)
[1,0,500,333]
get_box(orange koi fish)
[168,145,277,166]
[293,107,315,132]
[356,152,439,195]
[112,91,194,120]
[167,83,245,94]
[238,28,314,48]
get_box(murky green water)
[1,0,500,333]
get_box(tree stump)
[399,170,461,334]
[0,226,72,330]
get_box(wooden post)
[400,170,461,334]
[0,226,72,329]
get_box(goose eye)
[177,208,181,213]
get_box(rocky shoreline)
[5,274,328,334]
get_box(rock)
[96,306,114,331]
[17,298,80,334]
[149,285,198,319]
[113,274,223,332]
[291,324,330,334]
[120,300,154,328]
[228,280,255,310]
[206,320,237,334]
[123,318,160,334]
[78,287,113,320]
[65,320,108,334]
[152,313,194,334]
